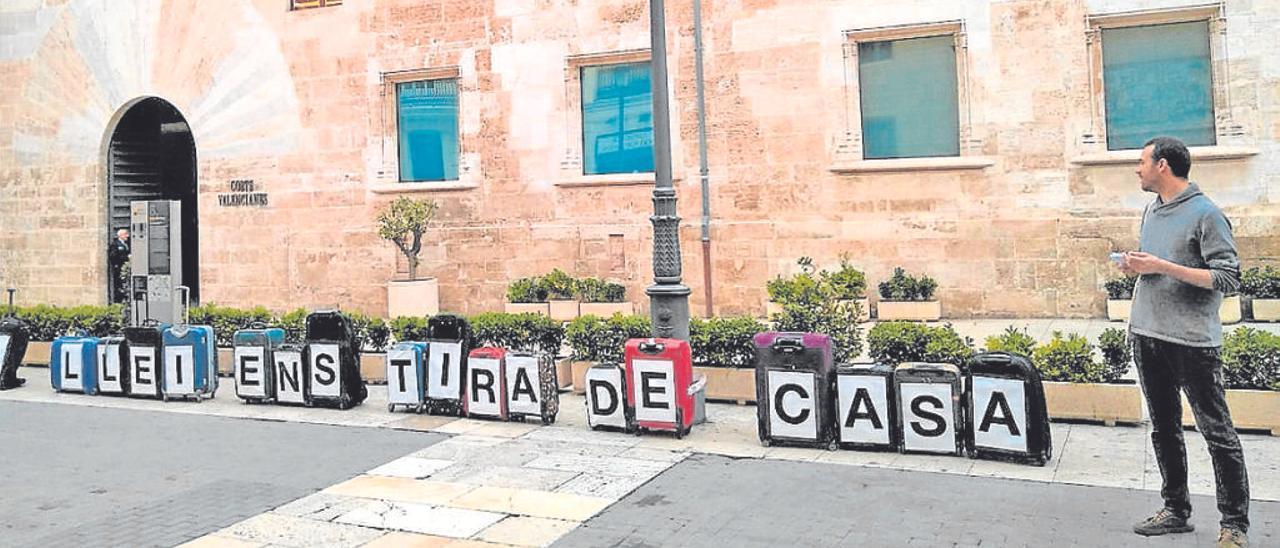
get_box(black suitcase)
[305,311,366,409]
[964,352,1053,466]
[584,362,632,432]
[273,343,310,406]
[123,321,165,399]
[835,362,899,451]
[0,289,29,390]
[894,362,965,456]
[753,332,838,450]
[424,314,471,416]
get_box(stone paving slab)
[334,500,506,538]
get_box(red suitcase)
[624,338,696,438]
[465,347,508,420]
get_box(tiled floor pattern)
[178,424,690,547]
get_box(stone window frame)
[371,66,480,194]
[290,0,342,11]
[557,49,662,188]
[1072,2,1257,165]
[831,20,993,174]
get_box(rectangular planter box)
[1253,298,1280,322]
[694,365,756,404]
[555,358,573,390]
[23,341,52,365]
[1182,389,1280,436]
[579,302,634,317]
[218,348,234,376]
[1107,299,1131,322]
[505,302,550,316]
[1043,381,1144,426]
[1220,294,1242,324]
[548,300,580,322]
[570,360,592,394]
[876,300,941,321]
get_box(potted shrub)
[541,269,580,322]
[827,253,869,322]
[1032,330,1142,426]
[868,321,971,367]
[876,267,941,321]
[504,276,549,316]
[577,277,633,317]
[1242,265,1280,321]
[377,196,440,319]
[565,313,651,393]
[689,315,766,403]
[1104,274,1137,322]
[1182,327,1280,435]
[764,262,810,318]
[772,262,865,365]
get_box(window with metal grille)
[396,79,460,182]
[291,0,342,10]
[857,34,959,160]
[581,62,654,175]
[1101,21,1215,150]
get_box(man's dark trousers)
[1133,333,1250,532]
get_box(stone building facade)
[1,0,1277,318]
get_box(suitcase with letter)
[965,351,1052,466]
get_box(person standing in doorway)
[108,228,130,304]
[1119,136,1250,548]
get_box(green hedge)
[867,321,973,367]
[690,316,766,368]
[565,314,651,364]
[11,304,126,341]
[469,312,564,357]
[1222,327,1280,391]
[768,257,865,363]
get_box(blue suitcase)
[51,335,100,395]
[386,341,429,413]
[96,335,129,396]
[233,324,286,404]
[124,321,166,399]
[162,324,217,402]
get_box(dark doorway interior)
[106,97,199,304]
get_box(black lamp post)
[645,0,691,340]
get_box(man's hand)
[1124,252,1166,275]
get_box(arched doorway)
[105,97,200,304]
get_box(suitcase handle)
[771,335,804,353]
[174,286,190,326]
[638,339,664,354]
[982,353,1013,365]
[5,287,14,318]
[142,319,160,327]
[687,375,707,396]
[249,321,269,329]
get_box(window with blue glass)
[858,35,959,160]
[397,79,459,182]
[1102,21,1215,150]
[581,62,654,175]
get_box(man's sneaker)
[1133,508,1194,536]
[1217,527,1248,547]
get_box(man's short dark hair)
[1144,136,1191,179]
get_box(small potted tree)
[1104,274,1137,322]
[541,268,580,322]
[577,277,632,317]
[1242,265,1280,321]
[826,253,869,322]
[377,196,440,318]
[876,267,940,321]
[504,276,549,316]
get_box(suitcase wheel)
[826,439,839,452]
[760,438,772,448]
[416,403,425,413]
[387,403,395,413]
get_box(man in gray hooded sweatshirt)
[1121,136,1249,548]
